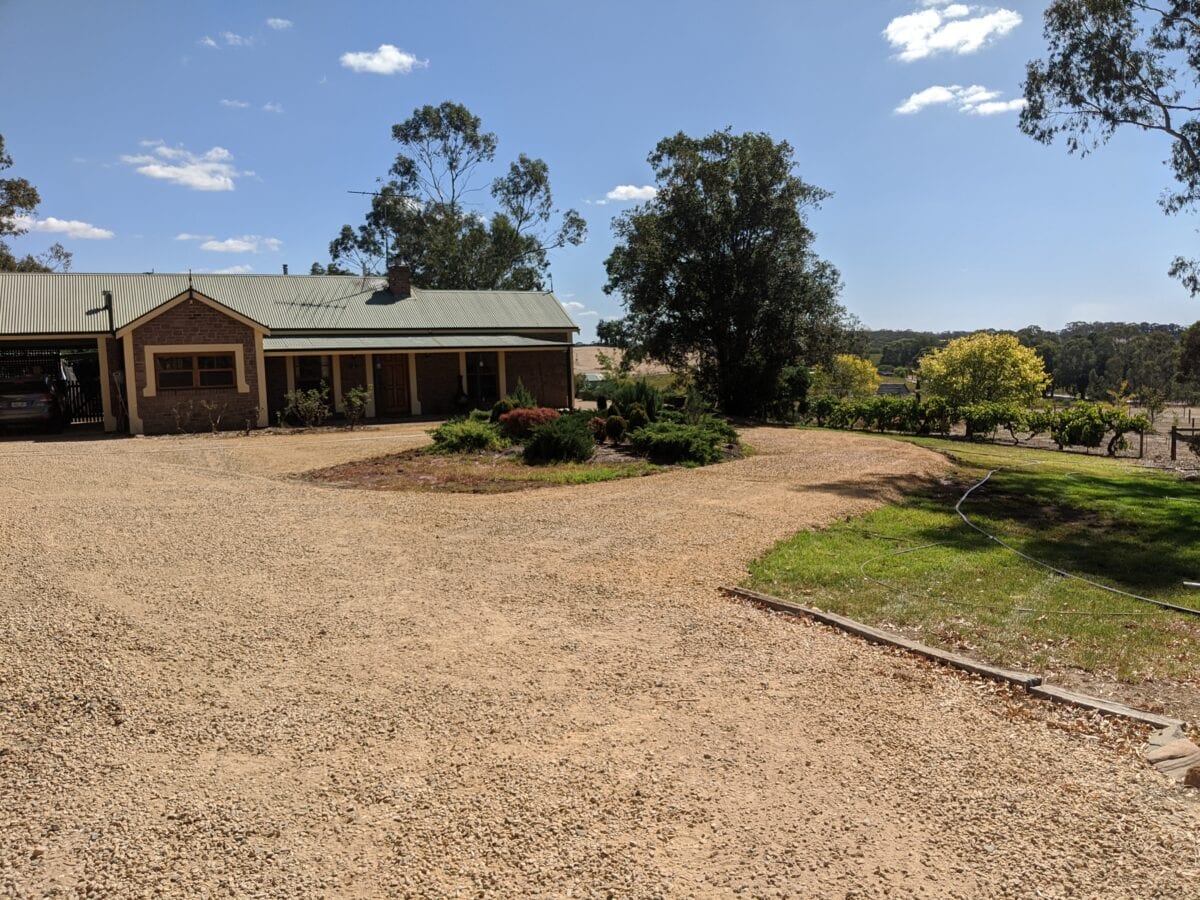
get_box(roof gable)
[116,288,270,337]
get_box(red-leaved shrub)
[498,406,560,440]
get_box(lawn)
[747,437,1200,712]
[304,447,662,493]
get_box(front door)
[377,354,410,416]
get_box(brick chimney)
[388,263,411,298]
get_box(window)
[154,353,237,390]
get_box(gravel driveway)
[1,425,1197,898]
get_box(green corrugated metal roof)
[263,335,570,352]
[0,273,579,336]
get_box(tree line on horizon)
[866,321,1200,405]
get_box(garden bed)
[304,445,664,493]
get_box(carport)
[0,335,118,430]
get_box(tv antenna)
[347,189,396,272]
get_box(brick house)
[0,266,578,434]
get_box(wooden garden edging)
[721,585,1198,783]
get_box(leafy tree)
[812,354,881,399]
[602,129,848,417]
[1180,320,1200,379]
[1054,335,1098,397]
[0,132,71,272]
[918,333,1051,407]
[1021,1,1200,292]
[318,102,585,289]
[1126,329,1179,395]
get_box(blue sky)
[3,0,1197,340]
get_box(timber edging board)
[722,585,1187,732]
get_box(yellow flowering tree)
[812,354,881,399]
[918,333,1050,407]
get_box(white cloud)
[895,85,959,114]
[8,215,114,240]
[121,142,248,192]
[970,98,1027,115]
[220,98,250,109]
[561,299,599,318]
[199,235,283,254]
[212,264,254,274]
[175,233,213,241]
[262,101,284,114]
[885,3,1021,62]
[266,18,292,30]
[895,83,1026,115]
[199,35,218,48]
[222,31,254,47]
[339,44,427,75]
[606,184,657,203]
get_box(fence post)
[1171,426,1178,461]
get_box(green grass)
[748,437,1200,685]
[506,461,661,486]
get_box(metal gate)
[0,347,104,425]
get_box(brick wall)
[415,353,461,416]
[131,296,260,434]
[505,350,570,408]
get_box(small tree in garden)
[812,354,879,399]
[283,382,332,428]
[341,386,371,430]
[605,415,627,444]
[919,333,1050,408]
[505,379,537,409]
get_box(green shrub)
[490,398,515,422]
[919,397,954,435]
[1050,405,1106,451]
[627,403,649,430]
[605,415,627,444]
[498,406,560,440]
[588,416,607,443]
[960,401,1025,441]
[429,418,506,453]
[694,414,738,443]
[524,415,596,464]
[341,385,371,431]
[628,421,727,465]
[283,382,331,428]
[506,379,537,409]
[1100,407,1151,456]
[808,396,836,427]
[467,408,492,423]
[595,378,663,421]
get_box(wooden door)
[377,354,410,416]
